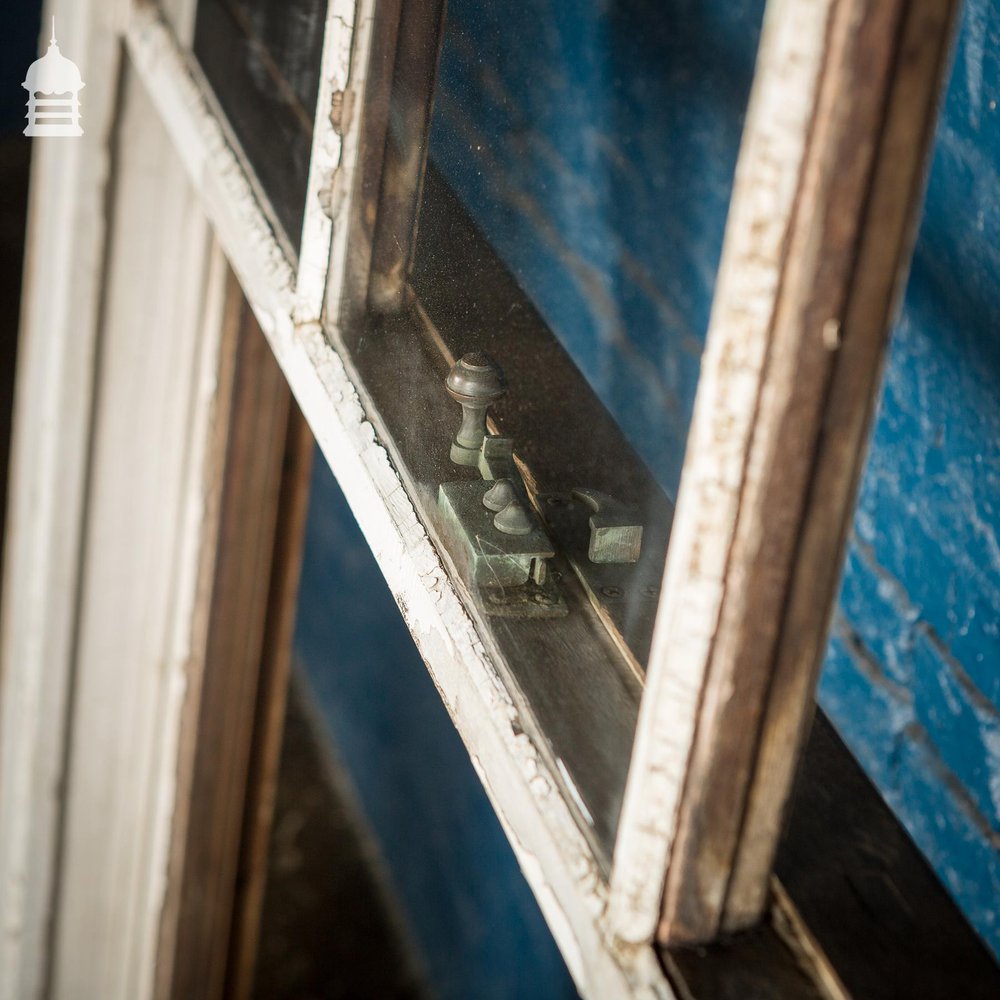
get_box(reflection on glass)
[194,0,327,258]
[429,0,765,497]
[363,0,767,862]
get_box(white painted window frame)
[0,0,956,997]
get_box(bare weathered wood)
[608,0,837,945]
[149,264,242,1000]
[148,283,305,998]
[2,4,329,995]
[723,0,961,928]
[659,710,1000,999]
[225,403,313,1000]
[610,0,958,947]
[660,0,916,943]
[159,290,307,1000]
[329,0,404,328]
[9,0,972,994]
[367,0,447,313]
[168,292,289,1000]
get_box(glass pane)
[428,0,764,498]
[193,0,327,258]
[336,0,766,865]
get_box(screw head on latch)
[445,352,506,466]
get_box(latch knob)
[571,488,643,564]
[445,352,506,466]
[482,478,517,511]
[493,498,534,536]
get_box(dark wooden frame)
[659,0,964,942]
[155,276,313,1000]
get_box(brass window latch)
[438,352,645,619]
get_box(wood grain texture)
[659,709,1000,999]
[26,2,972,996]
[611,0,959,947]
[160,292,309,1000]
[225,400,314,1000]
[724,0,962,928]
[608,0,836,945]
[367,0,446,313]
[660,0,912,942]
[327,0,403,328]
[151,263,243,1000]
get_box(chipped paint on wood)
[608,0,835,943]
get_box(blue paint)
[425,0,1000,959]
[820,632,1000,951]
[294,458,578,1000]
